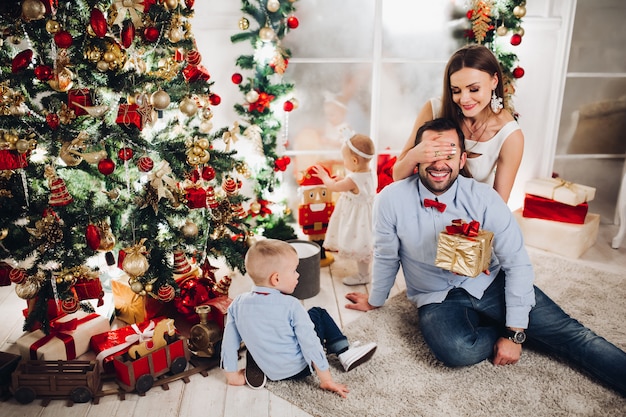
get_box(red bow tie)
[424,198,446,212]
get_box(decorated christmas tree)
[0,0,255,332]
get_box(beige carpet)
[267,250,626,417]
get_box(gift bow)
[29,313,99,360]
[222,122,239,151]
[445,219,480,237]
[148,161,178,200]
[95,320,156,369]
[113,0,145,28]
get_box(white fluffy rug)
[267,251,626,417]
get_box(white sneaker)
[338,341,377,372]
[342,273,371,286]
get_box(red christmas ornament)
[121,20,135,49]
[274,156,291,172]
[54,30,73,49]
[287,16,299,29]
[185,0,195,8]
[185,186,207,209]
[174,277,216,317]
[231,73,243,84]
[283,100,294,112]
[11,49,33,73]
[90,8,108,38]
[46,113,60,130]
[201,165,216,181]
[512,66,525,79]
[143,26,160,43]
[85,224,101,250]
[34,65,53,81]
[98,158,115,175]
[9,268,26,285]
[185,50,202,66]
[117,147,134,161]
[510,33,522,46]
[61,297,80,314]
[209,94,221,106]
[466,10,474,19]
[157,284,176,302]
[137,156,154,172]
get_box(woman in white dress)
[392,44,524,203]
[312,134,376,286]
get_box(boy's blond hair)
[245,239,297,284]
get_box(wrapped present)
[522,194,588,224]
[524,177,595,206]
[68,88,92,116]
[16,310,110,361]
[513,209,600,258]
[111,272,168,324]
[0,262,11,286]
[0,149,28,170]
[74,277,105,307]
[435,219,494,278]
[116,103,142,130]
[182,64,211,82]
[90,316,166,373]
[22,297,64,331]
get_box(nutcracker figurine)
[297,165,335,266]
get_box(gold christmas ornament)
[238,17,249,30]
[516,27,525,37]
[245,90,259,103]
[513,5,527,18]
[165,0,179,9]
[21,0,46,21]
[181,220,199,239]
[496,24,508,36]
[250,201,261,214]
[267,0,280,13]
[179,96,198,117]
[259,26,275,42]
[168,27,184,43]
[15,277,41,299]
[130,279,144,294]
[122,238,150,278]
[46,19,61,34]
[151,89,171,110]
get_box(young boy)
[220,239,377,397]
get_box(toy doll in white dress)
[312,134,376,285]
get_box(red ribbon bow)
[424,198,446,212]
[445,219,480,237]
[29,313,99,360]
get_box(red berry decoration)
[9,268,26,284]
[90,8,108,38]
[143,26,160,42]
[46,113,60,130]
[510,33,522,46]
[54,30,73,49]
[117,147,134,161]
[231,73,243,84]
[287,16,299,29]
[11,49,33,73]
[121,20,135,49]
[274,156,291,171]
[34,65,53,81]
[137,156,154,172]
[98,158,115,175]
[209,94,221,106]
[283,100,294,112]
[512,66,525,79]
[201,165,216,181]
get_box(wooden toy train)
[1,306,225,406]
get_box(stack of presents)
[514,176,598,258]
[9,252,231,380]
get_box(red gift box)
[116,103,142,130]
[74,277,104,307]
[90,316,167,373]
[182,64,210,82]
[68,88,92,116]
[185,186,207,209]
[0,149,28,170]
[0,262,11,286]
[22,297,64,331]
[523,194,588,224]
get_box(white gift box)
[16,310,110,361]
[513,209,599,259]
[524,177,596,206]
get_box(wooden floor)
[1,223,624,416]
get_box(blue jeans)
[308,307,349,355]
[418,271,626,396]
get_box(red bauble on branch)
[512,66,525,79]
[98,158,115,175]
[121,20,135,49]
[11,49,33,73]
[34,64,53,81]
[85,224,101,250]
[201,165,216,181]
[283,100,294,112]
[231,73,243,84]
[117,147,134,161]
[137,156,154,172]
[54,30,73,48]
[510,33,522,46]
[90,8,108,38]
[287,16,299,29]
[46,113,60,130]
[143,26,160,43]
[209,94,221,106]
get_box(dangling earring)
[491,89,503,113]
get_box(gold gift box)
[435,221,494,278]
[111,272,167,324]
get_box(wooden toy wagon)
[112,320,190,395]
[10,360,101,405]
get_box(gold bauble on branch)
[15,276,41,299]
[259,26,275,42]
[181,220,199,238]
[238,17,250,30]
[496,24,508,36]
[21,0,46,21]
[516,27,525,37]
[267,0,280,13]
[46,19,61,34]
[151,89,171,110]
[513,5,527,18]
[165,0,179,9]
[245,90,259,103]
[179,96,198,116]
[129,279,144,294]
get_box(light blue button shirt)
[221,286,328,381]
[370,175,535,328]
